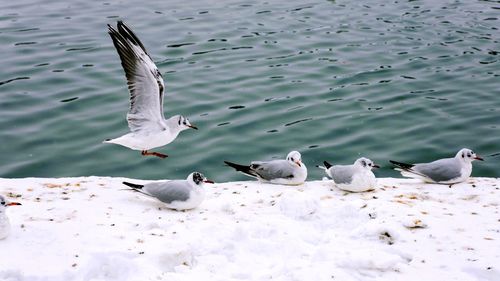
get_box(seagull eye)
[467,153,471,158]
[0,201,4,205]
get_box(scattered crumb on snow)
[0,177,499,281]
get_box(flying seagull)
[224,151,308,185]
[318,157,379,192]
[123,172,214,210]
[104,21,197,158]
[390,148,483,184]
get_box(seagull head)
[355,157,380,170]
[177,115,198,131]
[456,148,483,163]
[188,172,214,186]
[0,195,21,213]
[286,151,303,167]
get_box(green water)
[0,0,498,182]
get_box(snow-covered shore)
[0,176,499,281]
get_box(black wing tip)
[116,20,128,33]
[107,21,129,39]
[122,181,144,189]
[389,160,414,170]
[323,161,332,169]
[108,24,117,35]
[114,20,148,54]
[116,21,131,34]
[224,161,253,174]
[108,21,126,32]
[224,160,243,168]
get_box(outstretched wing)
[108,21,166,133]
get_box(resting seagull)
[390,148,483,184]
[224,151,308,185]
[0,195,22,240]
[104,21,197,158]
[123,172,213,210]
[318,157,379,192]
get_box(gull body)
[0,195,21,240]
[319,157,379,192]
[390,148,483,184]
[224,151,307,185]
[104,21,197,158]
[123,172,213,210]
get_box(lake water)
[1,0,499,182]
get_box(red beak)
[7,202,21,206]
[188,125,198,130]
[475,156,484,161]
[295,161,302,167]
[204,179,214,184]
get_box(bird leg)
[141,150,168,158]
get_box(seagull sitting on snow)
[0,195,21,240]
[104,21,197,159]
[224,151,308,185]
[318,157,379,192]
[390,148,483,184]
[123,172,214,211]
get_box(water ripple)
[228,105,245,110]
[0,77,30,86]
[284,118,313,127]
[0,0,498,181]
[14,42,37,46]
[167,43,195,48]
[60,97,79,103]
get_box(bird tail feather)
[224,161,259,178]
[122,181,144,189]
[389,160,414,170]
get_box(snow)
[1,176,499,281]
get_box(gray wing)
[143,180,190,203]
[413,158,462,182]
[330,165,354,184]
[250,160,295,181]
[108,21,165,133]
